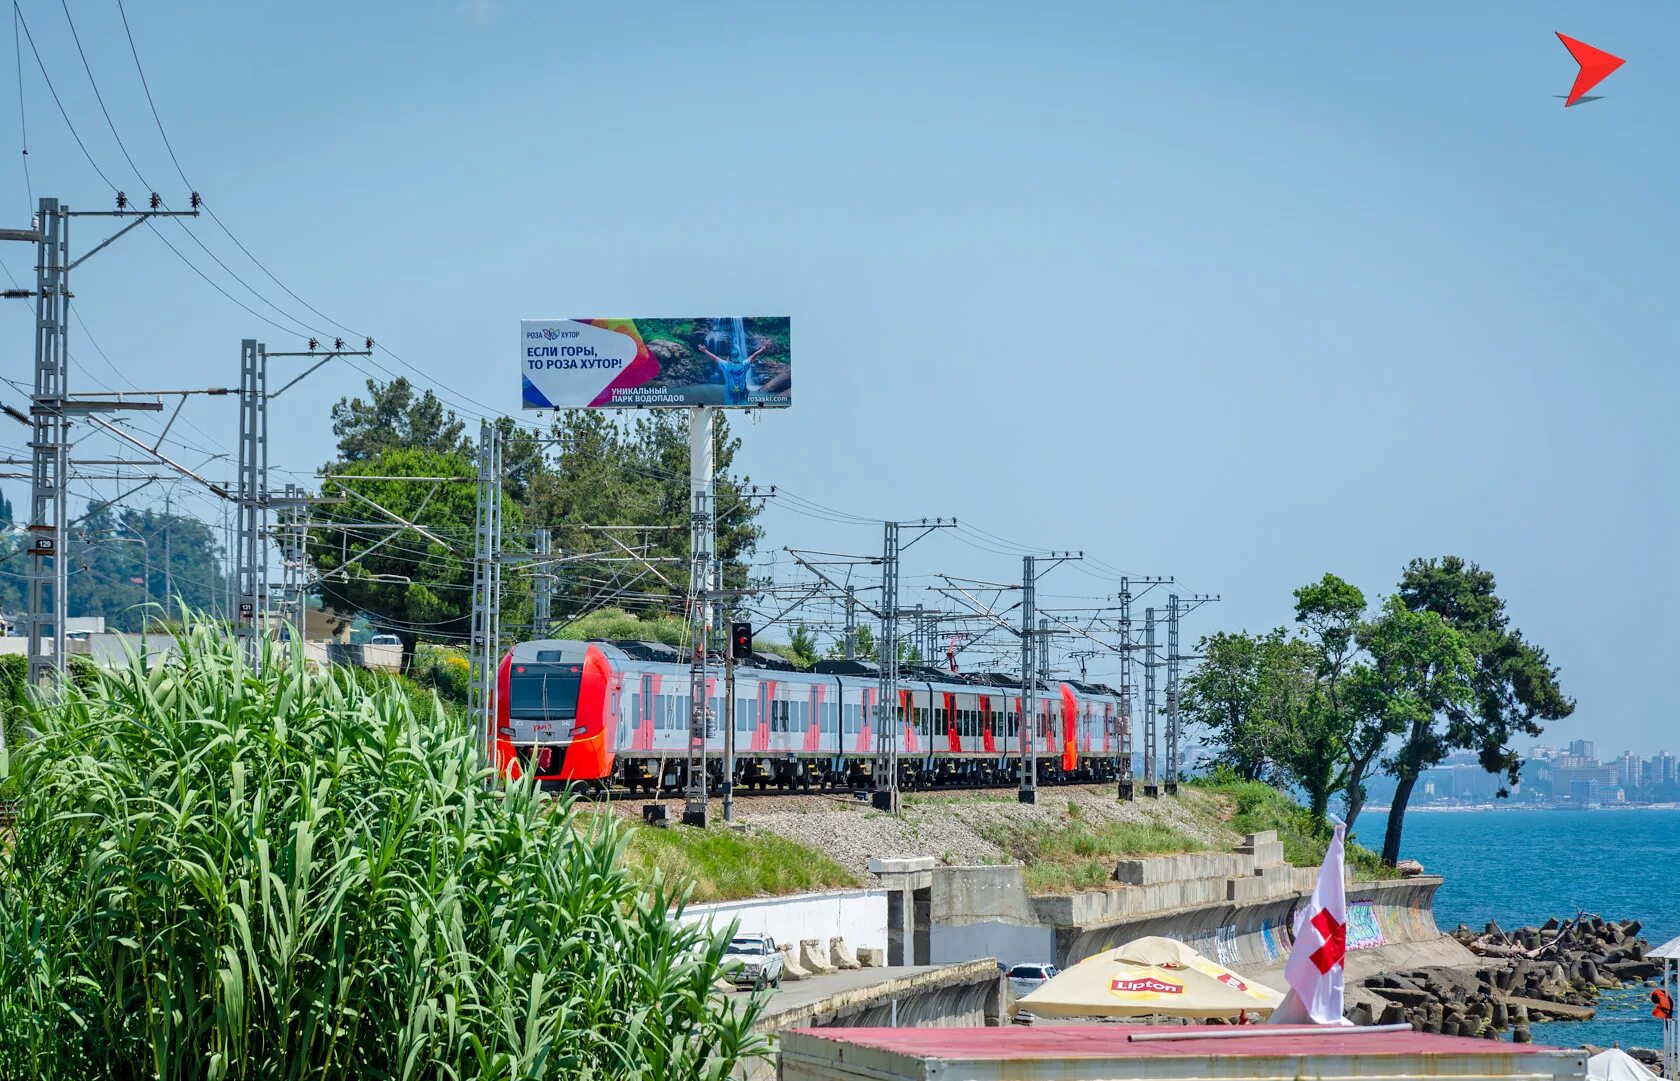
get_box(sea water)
[1399,807,1679,1050]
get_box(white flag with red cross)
[1269,816,1352,1025]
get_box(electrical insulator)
[334,338,344,350]
[149,193,161,209]
[364,337,374,350]
[308,338,319,351]
[190,192,201,209]
[116,191,127,209]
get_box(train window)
[533,650,565,662]
[844,703,857,733]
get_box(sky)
[0,1,1673,755]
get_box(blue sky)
[0,2,1673,755]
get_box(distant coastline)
[1366,802,1680,814]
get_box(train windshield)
[507,664,582,720]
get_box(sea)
[1398,807,1679,1050]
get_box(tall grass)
[976,812,1206,895]
[0,620,763,1080]
[621,821,861,903]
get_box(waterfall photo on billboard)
[520,317,792,409]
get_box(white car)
[722,933,784,991]
[1007,962,1059,998]
[369,634,401,646]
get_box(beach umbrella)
[1586,1049,1659,1081]
[1016,936,1283,1020]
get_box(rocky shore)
[1350,914,1666,1073]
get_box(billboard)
[521,317,791,409]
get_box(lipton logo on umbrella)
[1217,972,1248,992]
[1111,977,1183,994]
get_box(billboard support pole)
[683,406,715,828]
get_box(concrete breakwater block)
[799,938,836,974]
[829,936,861,970]
[856,946,885,968]
[777,943,810,982]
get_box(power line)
[11,1,116,189]
[11,3,29,208]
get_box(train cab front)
[495,640,615,785]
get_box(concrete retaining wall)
[929,865,1054,967]
[678,888,889,954]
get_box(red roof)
[789,1025,1565,1061]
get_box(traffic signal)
[731,622,753,659]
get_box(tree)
[1283,574,1368,822]
[309,447,495,664]
[1381,557,1573,863]
[327,377,471,465]
[787,624,819,668]
[1181,630,1282,782]
[854,624,877,661]
[1341,598,1473,837]
[520,409,763,624]
[1259,633,1339,821]
[66,503,225,631]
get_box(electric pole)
[469,420,504,778]
[1143,606,1159,797]
[533,527,551,636]
[1115,575,1169,800]
[1018,551,1081,804]
[22,195,198,687]
[1165,592,1218,795]
[723,600,737,824]
[873,518,953,813]
[236,337,369,662]
[844,585,857,660]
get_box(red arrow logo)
[1556,33,1624,106]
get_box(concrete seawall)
[1045,875,1451,970]
[925,830,1468,974]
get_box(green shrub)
[410,642,472,703]
[977,813,1205,894]
[0,619,764,1079]
[1186,777,1394,877]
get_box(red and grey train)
[493,639,1129,791]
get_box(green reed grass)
[0,619,764,1080]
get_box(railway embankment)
[617,782,1463,990]
[612,782,1248,898]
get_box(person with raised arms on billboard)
[697,339,768,405]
